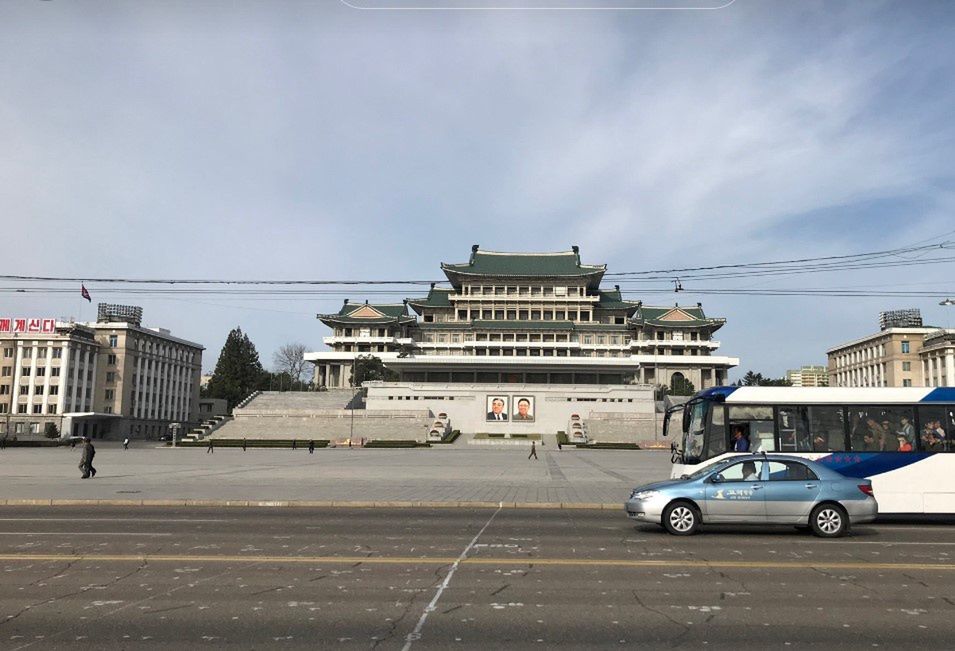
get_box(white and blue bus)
[666,386,955,515]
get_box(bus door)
[727,406,775,453]
[703,459,766,522]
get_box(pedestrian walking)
[1,435,6,450]
[79,437,96,478]
[206,439,214,454]
[557,440,562,450]
[292,439,297,450]
[308,440,314,454]
[242,438,247,452]
[123,437,129,450]
[528,440,538,460]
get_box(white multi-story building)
[307,246,739,390]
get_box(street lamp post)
[169,422,180,448]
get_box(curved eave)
[318,315,416,327]
[441,265,606,288]
[633,318,725,331]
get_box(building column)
[946,351,955,387]
[57,343,69,414]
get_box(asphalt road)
[1,506,953,649]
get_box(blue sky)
[1,0,954,377]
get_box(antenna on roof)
[697,302,702,308]
[472,244,479,253]
[365,299,369,304]
[430,282,436,289]
[572,245,579,254]
[614,284,620,291]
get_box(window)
[901,341,910,353]
[37,347,47,358]
[2,348,12,358]
[107,354,117,365]
[109,335,118,346]
[51,348,62,359]
[48,404,57,414]
[728,406,776,452]
[35,385,43,395]
[19,385,28,395]
[51,367,60,377]
[902,379,912,387]
[848,406,915,451]
[49,385,58,396]
[917,406,953,452]
[0,385,8,395]
[105,389,114,400]
[106,372,115,383]
[902,362,911,371]
[36,367,45,377]
[766,461,818,481]
[0,403,6,414]
[777,405,845,452]
[21,366,30,376]
[717,460,764,482]
[1,366,9,377]
[22,347,31,358]
[32,404,42,414]
[17,404,26,414]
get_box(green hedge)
[363,440,430,448]
[170,439,329,448]
[1,439,69,448]
[576,442,641,450]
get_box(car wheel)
[810,503,849,538]
[663,501,700,536]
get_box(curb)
[0,498,621,510]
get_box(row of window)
[0,403,60,415]
[700,403,955,459]
[3,346,68,360]
[461,285,586,297]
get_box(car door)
[703,460,767,522]
[761,461,822,523]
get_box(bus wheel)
[663,501,700,536]
[810,503,848,538]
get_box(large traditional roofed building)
[306,246,738,390]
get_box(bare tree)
[273,342,310,384]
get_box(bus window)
[779,406,845,452]
[728,406,775,452]
[918,406,953,452]
[848,406,914,452]
[684,400,708,461]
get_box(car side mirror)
[710,474,724,484]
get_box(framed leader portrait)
[512,396,535,422]
[486,395,508,422]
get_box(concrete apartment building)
[1,305,203,440]
[786,365,829,387]
[921,329,955,387]
[827,310,937,388]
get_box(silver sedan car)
[625,454,878,537]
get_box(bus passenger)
[897,435,913,452]
[732,426,750,452]
[923,431,943,452]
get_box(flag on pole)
[81,284,91,303]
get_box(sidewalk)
[0,444,672,509]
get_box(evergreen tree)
[207,327,267,408]
[351,355,398,386]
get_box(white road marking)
[0,533,173,537]
[402,504,502,651]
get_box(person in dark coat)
[242,438,247,452]
[206,439,214,454]
[528,440,538,460]
[308,440,315,454]
[79,437,96,478]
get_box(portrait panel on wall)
[486,395,509,422]
[512,395,535,422]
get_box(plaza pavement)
[0,443,673,509]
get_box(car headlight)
[630,489,659,500]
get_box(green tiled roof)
[633,305,725,329]
[442,248,605,279]
[317,301,416,326]
[596,289,641,311]
[407,287,453,311]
